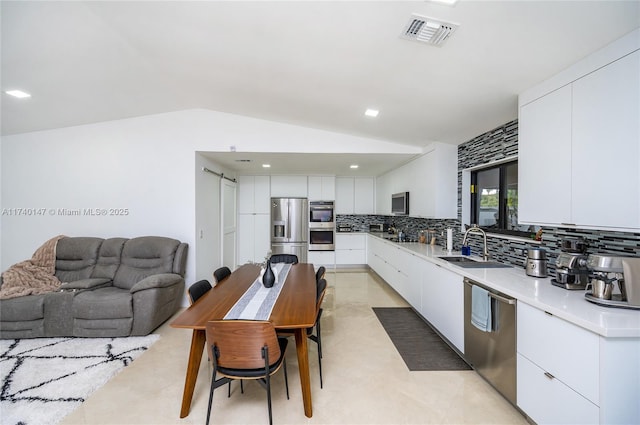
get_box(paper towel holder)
[446,228,453,252]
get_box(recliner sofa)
[0,236,188,339]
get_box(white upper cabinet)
[410,145,457,218]
[336,177,375,214]
[270,175,308,198]
[375,143,457,218]
[519,85,573,225]
[335,177,354,214]
[519,37,640,230]
[238,175,270,214]
[571,51,639,229]
[354,177,375,214]
[237,175,271,264]
[308,176,335,201]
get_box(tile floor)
[61,270,528,425]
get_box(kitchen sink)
[439,256,478,263]
[438,256,512,269]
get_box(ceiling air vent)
[401,14,459,47]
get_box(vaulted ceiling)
[2,1,639,150]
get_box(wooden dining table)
[170,263,318,418]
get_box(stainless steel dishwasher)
[463,277,517,406]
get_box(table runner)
[224,263,292,320]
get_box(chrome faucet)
[462,224,490,261]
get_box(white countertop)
[367,233,640,338]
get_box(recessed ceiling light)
[5,90,31,98]
[262,164,271,168]
[350,164,359,169]
[430,0,458,5]
[364,109,379,118]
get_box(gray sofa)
[0,236,188,339]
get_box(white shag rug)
[0,335,159,425]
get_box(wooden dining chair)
[213,266,232,284]
[205,320,289,425]
[269,254,299,264]
[188,279,239,396]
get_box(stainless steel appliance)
[309,228,335,251]
[309,200,335,251]
[583,254,640,309]
[622,258,640,307]
[369,224,384,232]
[309,201,334,228]
[464,278,517,406]
[552,252,589,290]
[391,192,409,215]
[271,197,308,263]
[337,224,352,233]
[525,248,548,278]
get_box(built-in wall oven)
[309,201,335,251]
[309,228,335,251]
[309,201,334,228]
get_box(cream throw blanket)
[0,235,67,300]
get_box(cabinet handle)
[544,372,555,380]
[544,311,553,316]
[560,223,576,227]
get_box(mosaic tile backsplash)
[337,118,640,274]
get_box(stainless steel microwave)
[391,192,409,215]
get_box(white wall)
[1,108,421,287]
[194,153,235,287]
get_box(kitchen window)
[470,161,532,237]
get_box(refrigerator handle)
[286,200,291,239]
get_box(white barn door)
[221,178,237,270]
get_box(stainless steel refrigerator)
[271,197,308,263]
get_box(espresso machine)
[584,254,640,309]
[551,239,589,289]
[552,252,589,289]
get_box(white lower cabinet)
[404,253,423,311]
[419,261,464,352]
[307,251,335,269]
[367,236,463,352]
[367,236,386,275]
[367,236,407,298]
[517,302,599,424]
[335,234,367,265]
[517,353,599,425]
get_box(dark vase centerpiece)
[262,259,275,288]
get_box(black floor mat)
[372,307,472,371]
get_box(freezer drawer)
[271,243,308,264]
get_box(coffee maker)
[552,252,589,289]
[584,254,640,309]
[551,238,589,290]
[552,238,589,290]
